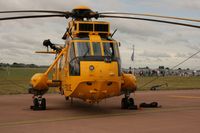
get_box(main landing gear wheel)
[121,96,137,110]
[30,96,46,111]
[41,98,46,110]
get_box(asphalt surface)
[0,90,200,133]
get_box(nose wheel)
[121,94,137,110]
[30,96,46,110]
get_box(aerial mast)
[131,44,135,74]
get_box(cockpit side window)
[76,42,91,57]
[103,42,118,57]
[113,42,120,58]
[69,43,75,61]
[103,42,112,56]
[92,42,102,56]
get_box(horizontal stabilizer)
[35,51,56,54]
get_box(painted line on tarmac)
[169,95,200,99]
[0,106,200,128]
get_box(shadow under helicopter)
[45,97,134,115]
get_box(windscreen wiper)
[83,45,90,58]
[104,48,112,57]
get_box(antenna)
[131,44,135,74]
[111,29,118,37]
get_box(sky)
[0,0,200,69]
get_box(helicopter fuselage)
[30,20,137,103]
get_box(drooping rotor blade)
[99,12,200,23]
[0,10,67,14]
[0,14,67,21]
[99,15,200,29]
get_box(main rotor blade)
[0,10,67,15]
[0,14,66,21]
[99,15,200,29]
[99,12,200,23]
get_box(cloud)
[184,43,200,51]
[0,0,199,69]
[111,19,162,38]
[127,0,200,14]
[139,50,171,58]
[162,0,200,11]
[175,53,188,58]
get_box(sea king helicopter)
[0,6,199,110]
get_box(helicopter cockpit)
[68,39,120,76]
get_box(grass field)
[0,67,200,95]
[0,67,47,95]
[137,76,200,90]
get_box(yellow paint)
[35,51,56,54]
[30,73,48,90]
[65,61,122,102]
[121,73,137,91]
[74,6,90,10]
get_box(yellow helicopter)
[0,6,199,110]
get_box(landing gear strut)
[30,95,46,110]
[121,93,137,110]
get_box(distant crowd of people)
[123,67,200,77]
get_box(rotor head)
[71,6,99,20]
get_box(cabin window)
[92,42,102,56]
[69,43,75,60]
[69,43,80,76]
[76,42,91,57]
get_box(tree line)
[0,62,48,68]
